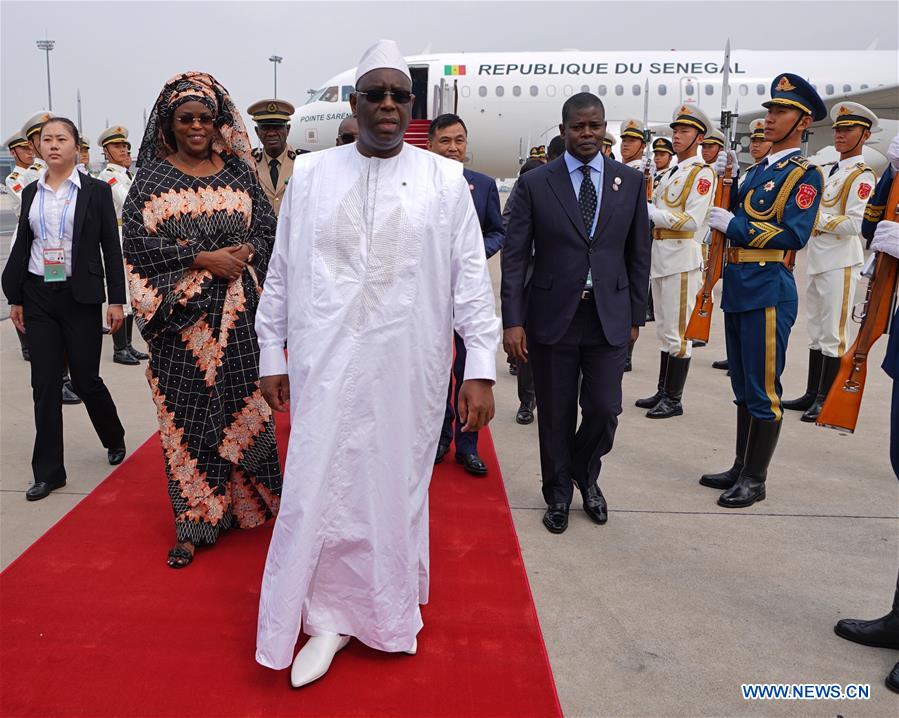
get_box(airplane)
[288,49,898,178]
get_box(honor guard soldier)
[78,136,92,175]
[96,125,146,366]
[21,111,53,182]
[784,102,878,422]
[652,137,675,183]
[601,132,616,159]
[5,132,35,360]
[746,118,772,170]
[247,99,303,216]
[700,127,725,165]
[619,118,647,168]
[637,105,715,419]
[702,73,826,507]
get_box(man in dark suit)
[427,113,505,475]
[502,93,651,533]
[3,119,127,501]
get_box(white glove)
[888,135,899,173]
[708,207,734,233]
[713,150,739,178]
[646,202,658,223]
[640,156,657,175]
[871,220,899,259]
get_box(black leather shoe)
[434,441,450,464]
[127,345,150,361]
[783,348,823,411]
[712,359,729,370]
[646,356,690,419]
[887,663,899,694]
[22,348,30,362]
[542,504,569,534]
[801,355,840,423]
[61,381,81,405]
[579,483,608,524]
[635,352,669,408]
[108,446,126,465]
[692,340,707,348]
[515,403,535,425]
[456,453,488,476]
[26,480,66,501]
[834,611,899,649]
[718,418,780,508]
[113,348,140,365]
[646,395,683,419]
[700,405,750,490]
[623,344,634,373]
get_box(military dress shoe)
[434,441,450,464]
[113,348,140,365]
[712,359,729,371]
[127,345,150,361]
[61,381,81,405]
[692,340,707,348]
[834,611,899,649]
[26,480,66,501]
[515,402,535,425]
[456,453,488,476]
[579,483,608,524]
[887,663,899,694]
[543,504,569,534]
[21,347,30,362]
[108,446,126,465]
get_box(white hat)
[22,111,54,138]
[831,102,878,132]
[354,39,411,85]
[701,127,726,147]
[670,104,712,135]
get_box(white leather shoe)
[405,637,417,655]
[290,634,351,688]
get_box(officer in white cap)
[700,127,726,165]
[783,102,878,421]
[247,99,302,215]
[746,118,772,169]
[78,136,92,175]
[637,104,716,419]
[601,131,616,159]
[4,132,35,360]
[21,111,54,183]
[619,118,648,168]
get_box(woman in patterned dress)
[123,72,282,568]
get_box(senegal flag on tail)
[444,65,466,76]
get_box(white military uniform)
[649,155,715,356]
[806,158,874,356]
[96,125,135,314]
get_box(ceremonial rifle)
[641,79,653,200]
[816,172,899,433]
[685,40,734,342]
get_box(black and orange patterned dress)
[123,155,282,545]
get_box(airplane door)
[679,76,698,105]
[410,65,428,119]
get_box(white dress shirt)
[27,166,81,277]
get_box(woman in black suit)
[2,117,127,501]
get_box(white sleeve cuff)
[259,344,288,377]
[463,347,497,383]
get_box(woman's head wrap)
[137,71,253,168]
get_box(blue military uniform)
[700,73,827,507]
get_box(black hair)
[428,113,467,139]
[518,158,544,176]
[546,135,566,161]
[41,117,80,146]
[561,93,604,125]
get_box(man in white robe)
[254,39,501,687]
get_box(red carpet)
[0,416,561,718]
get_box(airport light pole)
[36,39,55,110]
[269,55,283,97]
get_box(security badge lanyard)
[39,182,76,282]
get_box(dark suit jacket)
[2,174,126,306]
[463,168,505,258]
[501,154,651,347]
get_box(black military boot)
[783,348,823,411]
[624,343,634,372]
[712,359,729,370]
[125,315,149,361]
[700,404,750,489]
[800,354,840,423]
[646,356,690,419]
[113,324,140,365]
[718,418,781,508]
[61,372,81,405]
[635,352,668,408]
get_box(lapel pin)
[613,176,622,185]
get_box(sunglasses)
[355,89,413,104]
[339,133,358,143]
[175,113,215,126]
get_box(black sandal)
[167,544,194,569]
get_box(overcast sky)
[2,0,896,157]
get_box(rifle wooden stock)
[685,170,732,342]
[817,174,899,433]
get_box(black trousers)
[529,298,626,505]
[22,274,125,485]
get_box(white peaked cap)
[354,39,411,85]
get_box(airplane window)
[530,85,539,97]
[826,84,834,95]
[861,83,869,89]
[513,85,521,97]
[740,84,748,96]
[478,85,487,97]
[547,85,557,97]
[685,83,695,96]
[461,86,470,98]
[563,85,574,97]
[658,84,667,96]
[598,85,607,96]
[704,84,714,96]
[757,84,765,95]
[496,85,504,97]
[581,84,590,93]
[633,84,641,96]
[321,86,338,103]
[615,84,624,96]
[341,86,354,102]
[843,84,851,92]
